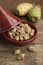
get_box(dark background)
[0,0,43,18]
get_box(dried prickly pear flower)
[0,6,20,33]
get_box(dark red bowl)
[3,21,37,46]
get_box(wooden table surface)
[0,0,43,65]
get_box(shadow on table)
[0,34,35,50]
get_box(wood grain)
[0,0,43,65]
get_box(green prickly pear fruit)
[28,5,41,22]
[16,3,33,16]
